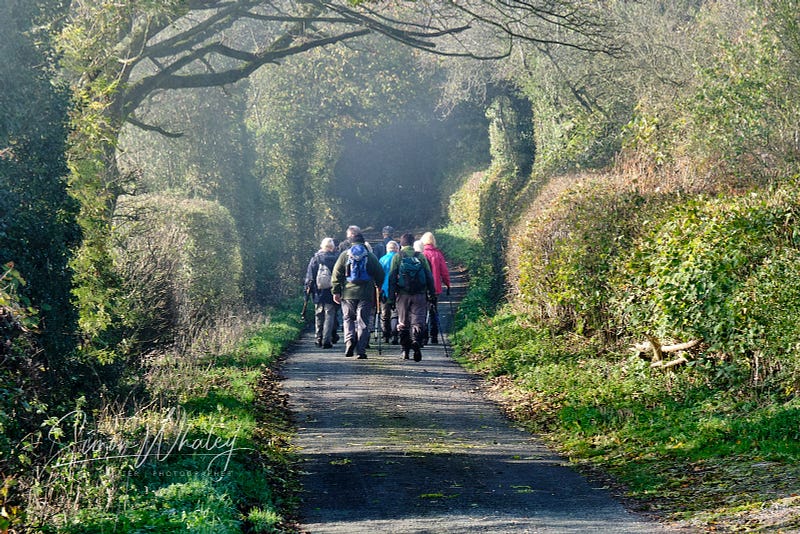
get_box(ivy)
[616,179,800,379]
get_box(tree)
[0,0,79,521]
[118,84,271,302]
[247,34,433,282]
[0,0,80,373]
[58,0,618,359]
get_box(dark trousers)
[396,293,428,349]
[428,302,439,341]
[381,297,397,339]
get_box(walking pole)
[434,304,450,359]
[374,286,382,355]
[301,286,311,321]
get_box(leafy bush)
[510,175,669,338]
[0,264,45,529]
[446,172,484,234]
[113,194,243,357]
[614,181,800,380]
[730,247,800,389]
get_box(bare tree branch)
[125,115,184,139]
[69,0,620,131]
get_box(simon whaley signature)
[46,407,247,481]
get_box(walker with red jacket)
[421,231,451,344]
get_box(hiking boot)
[356,353,367,359]
[323,342,333,349]
[402,349,410,360]
[345,342,355,357]
[332,333,340,344]
[315,338,322,347]
[431,336,438,344]
[413,347,422,362]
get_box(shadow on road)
[280,269,671,533]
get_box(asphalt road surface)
[281,271,673,533]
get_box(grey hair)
[320,237,335,251]
[387,240,399,252]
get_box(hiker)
[379,240,400,344]
[335,226,365,339]
[421,231,451,345]
[410,239,428,344]
[332,232,384,359]
[372,225,394,259]
[387,233,435,362]
[304,238,339,348]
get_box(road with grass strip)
[280,270,674,533]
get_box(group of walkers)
[304,225,451,362]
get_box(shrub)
[614,179,800,384]
[113,194,243,356]
[510,174,666,338]
[730,248,800,390]
[0,264,45,530]
[446,172,484,234]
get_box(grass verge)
[32,301,304,533]
[451,305,800,532]
[440,219,800,532]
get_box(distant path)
[280,269,672,533]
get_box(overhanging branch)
[125,115,184,138]
[124,26,371,113]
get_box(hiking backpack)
[316,260,332,290]
[397,251,427,294]
[345,244,372,284]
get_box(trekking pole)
[434,304,450,359]
[375,287,383,355]
[301,286,311,321]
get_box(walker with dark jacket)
[386,233,436,362]
[304,238,339,349]
[331,233,384,359]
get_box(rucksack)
[346,244,372,284]
[316,261,332,290]
[397,251,427,294]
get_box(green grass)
[453,303,800,528]
[36,300,304,533]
